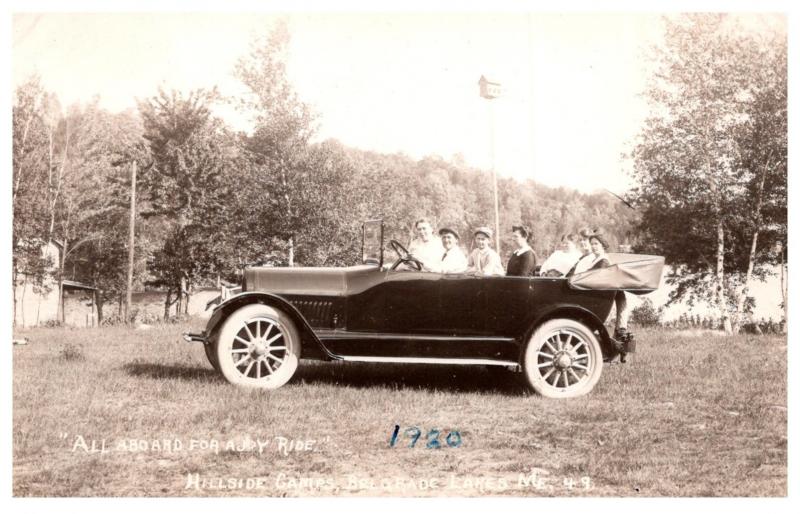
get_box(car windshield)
[362,220,383,266]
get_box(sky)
[11,11,669,194]
[10,10,784,194]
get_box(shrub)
[100,309,162,326]
[100,314,126,326]
[58,343,85,362]
[135,311,162,325]
[165,313,191,324]
[630,298,663,327]
[741,319,785,335]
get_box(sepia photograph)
[6,0,793,507]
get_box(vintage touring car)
[184,220,664,398]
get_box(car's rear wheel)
[216,304,300,389]
[523,318,603,398]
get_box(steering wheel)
[389,239,423,271]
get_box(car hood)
[244,264,379,296]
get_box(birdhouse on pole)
[478,75,502,99]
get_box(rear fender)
[205,292,337,361]
[519,305,614,363]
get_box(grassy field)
[12,321,786,497]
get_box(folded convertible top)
[567,253,665,294]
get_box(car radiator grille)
[290,300,334,328]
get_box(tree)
[629,14,787,333]
[729,29,787,331]
[63,108,148,322]
[12,76,53,325]
[13,76,153,325]
[234,20,317,267]
[138,88,240,317]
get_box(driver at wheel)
[408,218,444,272]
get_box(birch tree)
[630,14,787,333]
[729,30,787,331]
[12,77,52,325]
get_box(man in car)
[408,218,444,272]
[466,227,505,276]
[436,227,468,273]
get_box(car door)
[381,269,442,334]
[481,275,533,338]
[438,272,486,336]
[323,269,442,358]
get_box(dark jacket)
[506,248,537,277]
[590,257,611,270]
[567,255,610,277]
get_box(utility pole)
[489,105,500,255]
[125,160,136,322]
[478,76,503,254]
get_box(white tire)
[523,318,603,398]
[215,304,301,389]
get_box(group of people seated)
[402,218,632,345]
[405,219,615,279]
[539,228,618,276]
[406,218,515,276]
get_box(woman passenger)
[586,232,632,345]
[540,233,581,277]
[506,225,537,277]
[568,227,597,275]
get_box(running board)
[337,355,519,368]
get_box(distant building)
[13,240,97,327]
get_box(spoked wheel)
[216,304,300,389]
[523,318,603,398]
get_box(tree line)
[12,16,786,334]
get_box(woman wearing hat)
[567,227,598,276]
[586,232,612,269]
[506,225,537,277]
[466,227,505,276]
[585,232,632,346]
[437,227,468,274]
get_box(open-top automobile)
[184,220,664,398]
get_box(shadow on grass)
[122,360,526,395]
[292,361,528,396]
[122,361,220,382]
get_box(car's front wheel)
[215,303,300,389]
[522,318,603,398]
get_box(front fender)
[204,292,337,361]
[520,304,614,362]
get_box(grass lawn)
[12,321,786,497]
